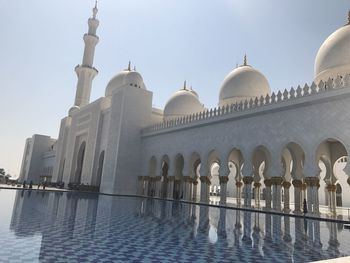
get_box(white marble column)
[192,180,198,201]
[271,177,283,211]
[253,182,261,208]
[264,179,272,209]
[167,177,174,199]
[200,176,210,203]
[282,181,291,212]
[292,179,302,213]
[243,176,254,207]
[219,176,229,205]
[305,177,320,214]
[236,181,243,206]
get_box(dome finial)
[92,0,98,19]
[133,65,136,71]
[243,54,247,66]
[128,61,131,71]
[348,10,350,25]
[183,80,187,90]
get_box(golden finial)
[93,0,98,19]
[128,61,131,71]
[243,54,247,66]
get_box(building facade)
[19,4,350,216]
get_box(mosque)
[18,3,350,216]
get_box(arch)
[316,138,348,184]
[74,141,86,184]
[281,142,305,181]
[96,151,105,189]
[252,145,271,181]
[189,152,201,178]
[316,138,348,210]
[227,148,244,182]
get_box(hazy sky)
[0,0,349,176]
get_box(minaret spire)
[93,1,98,19]
[70,1,100,115]
[243,54,247,66]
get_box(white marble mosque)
[18,4,350,217]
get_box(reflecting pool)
[0,189,350,262]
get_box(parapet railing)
[142,74,350,134]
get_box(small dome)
[105,67,146,97]
[164,84,204,120]
[219,60,270,107]
[315,16,350,83]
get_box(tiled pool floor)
[0,189,349,262]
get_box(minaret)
[70,1,99,115]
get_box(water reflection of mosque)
[10,191,348,262]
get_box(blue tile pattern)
[0,189,349,262]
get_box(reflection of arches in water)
[96,151,105,189]
[75,142,86,184]
[336,183,342,207]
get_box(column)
[187,178,193,201]
[192,180,198,201]
[292,179,302,213]
[155,176,162,197]
[236,181,243,206]
[182,176,190,200]
[327,184,337,215]
[243,176,254,207]
[253,182,261,208]
[200,176,211,203]
[304,176,320,214]
[264,179,272,209]
[219,176,229,205]
[144,177,149,196]
[271,177,283,211]
[167,176,174,199]
[282,181,291,212]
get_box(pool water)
[0,189,349,262]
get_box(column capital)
[254,182,261,188]
[270,176,283,185]
[167,176,175,182]
[326,184,336,192]
[236,181,243,187]
[242,176,254,184]
[304,176,320,187]
[219,176,229,184]
[200,176,211,185]
[292,179,303,188]
[264,179,272,187]
[282,181,291,189]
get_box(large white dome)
[219,61,270,107]
[164,85,204,120]
[315,18,350,84]
[105,67,146,97]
